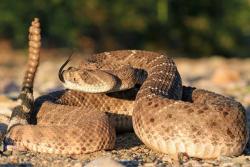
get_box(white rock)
[85,157,124,167]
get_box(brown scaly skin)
[6,18,117,154]
[6,19,248,158]
[60,50,248,158]
[7,18,41,132]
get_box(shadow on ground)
[115,132,142,150]
[243,106,250,155]
[0,163,32,167]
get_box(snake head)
[58,55,142,93]
[61,68,118,93]
[59,58,117,93]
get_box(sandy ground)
[0,49,250,166]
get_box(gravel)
[0,51,250,166]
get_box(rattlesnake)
[5,18,248,159]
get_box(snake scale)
[5,18,248,159]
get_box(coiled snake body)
[6,18,248,159]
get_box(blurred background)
[0,0,249,109]
[1,0,250,57]
[0,1,250,164]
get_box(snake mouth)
[58,54,73,83]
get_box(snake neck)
[106,50,183,101]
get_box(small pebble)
[85,157,124,167]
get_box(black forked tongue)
[58,54,73,82]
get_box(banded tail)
[8,18,41,131]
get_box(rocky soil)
[0,49,249,166]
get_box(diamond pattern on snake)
[5,18,248,159]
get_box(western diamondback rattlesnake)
[4,18,248,159]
